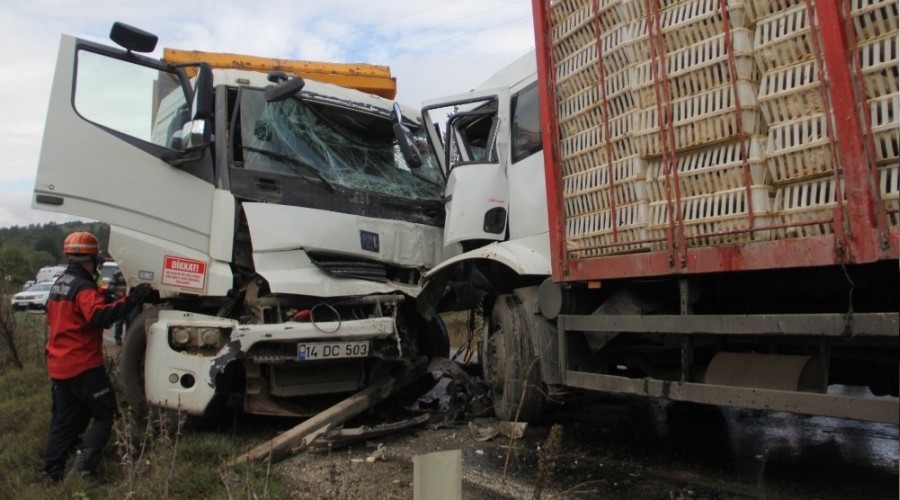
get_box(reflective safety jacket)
[45,264,136,380]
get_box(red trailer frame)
[532,0,899,283]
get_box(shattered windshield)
[239,89,444,200]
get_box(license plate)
[297,341,369,361]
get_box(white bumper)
[143,310,396,415]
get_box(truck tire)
[119,304,166,418]
[486,294,545,422]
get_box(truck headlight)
[168,325,231,354]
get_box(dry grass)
[0,302,289,498]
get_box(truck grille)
[308,254,388,282]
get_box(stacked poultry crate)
[550,0,898,257]
[552,0,647,257]
[754,0,899,236]
[625,0,771,249]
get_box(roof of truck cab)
[208,68,420,124]
[475,50,536,93]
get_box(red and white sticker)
[161,255,207,291]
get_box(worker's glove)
[128,283,153,304]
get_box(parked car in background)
[21,280,35,291]
[35,265,66,283]
[10,281,55,312]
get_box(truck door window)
[447,100,500,169]
[74,49,188,149]
[511,82,542,163]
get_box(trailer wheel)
[119,304,167,418]
[486,294,545,422]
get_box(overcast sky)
[0,0,535,229]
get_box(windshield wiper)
[243,146,336,192]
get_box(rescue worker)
[41,231,152,483]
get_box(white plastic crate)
[633,80,761,157]
[561,110,633,159]
[550,0,583,22]
[626,0,754,63]
[868,92,900,165]
[559,85,604,137]
[552,0,628,38]
[878,162,899,226]
[766,113,834,184]
[558,66,634,138]
[561,135,638,175]
[757,59,823,125]
[858,34,898,99]
[746,0,801,21]
[563,155,647,217]
[623,0,754,30]
[754,3,816,73]
[646,137,768,202]
[850,0,900,43]
[566,200,650,257]
[553,1,598,61]
[632,28,755,108]
[647,185,774,248]
[755,3,899,75]
[555,23,633,99]
[617,0,685,23]
[773,177,845,238]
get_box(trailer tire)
[486,294,545,422]
[119,304,167,418]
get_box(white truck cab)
[34,23,449,418]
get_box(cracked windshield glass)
[240,89,444,200]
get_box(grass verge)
[0,302,291,499]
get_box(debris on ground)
[468,420,528,441]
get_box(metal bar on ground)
[231,357,428,465]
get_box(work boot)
[66,448,102,485]
[41,468,63,486]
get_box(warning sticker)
[161,255,207,291]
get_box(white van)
[35,265,66,283]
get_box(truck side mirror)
[180,119,207,151]
[109,22,158,53]
[184,64,213,151]
[392,103,423,169]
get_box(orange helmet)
[63,232,100,258]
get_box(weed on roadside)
[0,304,290,499]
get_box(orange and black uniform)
[42,263,140,480]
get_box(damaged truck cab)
[34,23,448,417]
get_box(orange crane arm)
[163,48,397,99]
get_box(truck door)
[422,88,511,246]
[33,34,216,254]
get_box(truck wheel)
[486,294,545,422]
[120,304,166,418]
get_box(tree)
[0,241,33,286]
